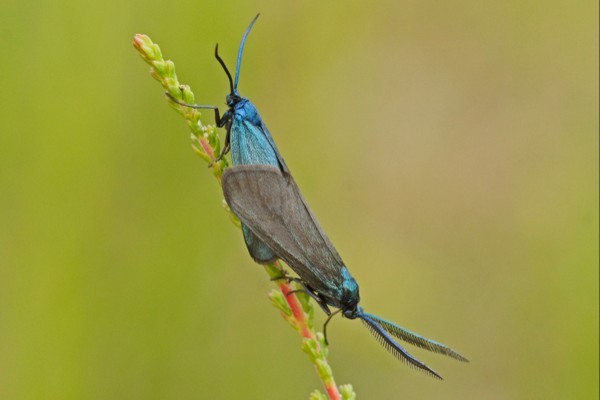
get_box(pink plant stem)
[325,384,343,400]
[198,137,214,160]
[274,263,342,400]
[279,281,315,340]
[133,34,351,399]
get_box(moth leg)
[322,309,342,345]
[285,285,331,316]
[314,293,332,315]
[270,272,303,283]
[208,117,232,167]
[209,143,229,167]
[165,91,229,167]
[165,92,222,123]
[211,127,230,164]
[274,276,331,315]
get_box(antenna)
[233,13,260,90]
[214,44,234,94]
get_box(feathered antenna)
[361,311,469,362]
[359,313,443,379]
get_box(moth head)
[340,266,360,319]
[226,92,242,107]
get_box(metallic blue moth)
[168,14,468,379]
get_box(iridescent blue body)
[169,14,467,379]
[228,98,281,263]
[229,100,278,167]
[226,97,356,308]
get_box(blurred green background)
[1,0,597,399]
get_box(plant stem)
[133,33,354,400]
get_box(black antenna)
[214,44,234,94]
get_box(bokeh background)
[1,0,597,399]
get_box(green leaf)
[340,384,356,400]
[269,289,292,317]
[308,390,328,400]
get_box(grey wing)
[222,165,345,298]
